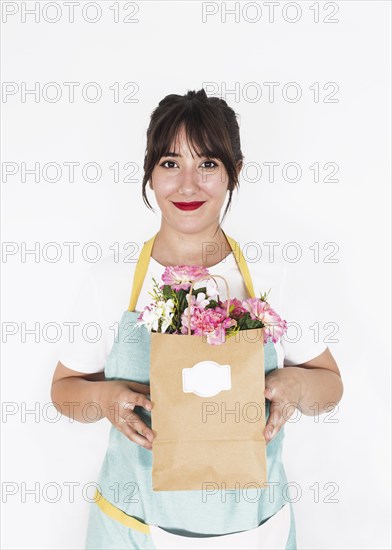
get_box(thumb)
[264,398,283,442]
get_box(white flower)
[193,279,219,299]
[158,298,175,333]
[136,299,175,333]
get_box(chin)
[169,218,209,234]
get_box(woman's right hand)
[99,380,155,450]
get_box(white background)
[1,1,391,549]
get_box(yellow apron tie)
[127,230,255,312]
[93,488,151,535]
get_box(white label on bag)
[182,361,231,397]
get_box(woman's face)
[149,126,233,235]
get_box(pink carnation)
[263,316,287,344]
[242,297,287,343]
[161,265,210,291]
[180,305,237,345]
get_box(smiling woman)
[140,91,244,268]
[51,88,343,550]
[142,89,243,225]
[146,121,240,267]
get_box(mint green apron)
[85,231,297,549]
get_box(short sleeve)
[279,265,328,366]
[57,268,108,374]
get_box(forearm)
[288,366,344,416]
[51,377,106,423]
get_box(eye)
[160,160,178,168]
[201,160,219,169]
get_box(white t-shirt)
[58,249,327,374]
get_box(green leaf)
[259,288,271,302]
[205,299,219,309]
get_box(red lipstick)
[172,201,206,211]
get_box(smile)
[172,201,206,211]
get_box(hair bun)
[186,89,208,101]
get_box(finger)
[117,414,154,449]
[264,385,274,399]
[127,382,151,396]
[121,391,153,413]
[264,400,284,443]
[121,424,153,450]
[120,411,154,443]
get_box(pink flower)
[242,297,270,320]
[186,292,210,310]
[136,307,149,322]
[180,305,237,345]
[161,265,210,291]
[242,297,287,344]
[263,316,287,344]
[220,298,247,320]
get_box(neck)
[151,224,232,268]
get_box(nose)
[178,165,201,195]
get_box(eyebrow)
[162,151,182,157]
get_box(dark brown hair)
[142,88,244,226]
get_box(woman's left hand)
[264,367,305,444]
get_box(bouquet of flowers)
[136,265,287,345]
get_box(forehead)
[167,126,209,158]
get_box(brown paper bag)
[150,274,267,491]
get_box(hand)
[264,367,305,444]
[99,380,155,451]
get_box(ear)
[236,160,243,176]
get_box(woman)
[51,89,344,549]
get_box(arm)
[284,347,343,415]
[50,362,154,450]
[50,361,107,423]
[264,347,343,442]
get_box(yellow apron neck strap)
[224,231,256,299]
[128,233,157,312]
[127,231,256,312]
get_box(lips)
[172,201,206,211]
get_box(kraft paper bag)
[149,275,267,492]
